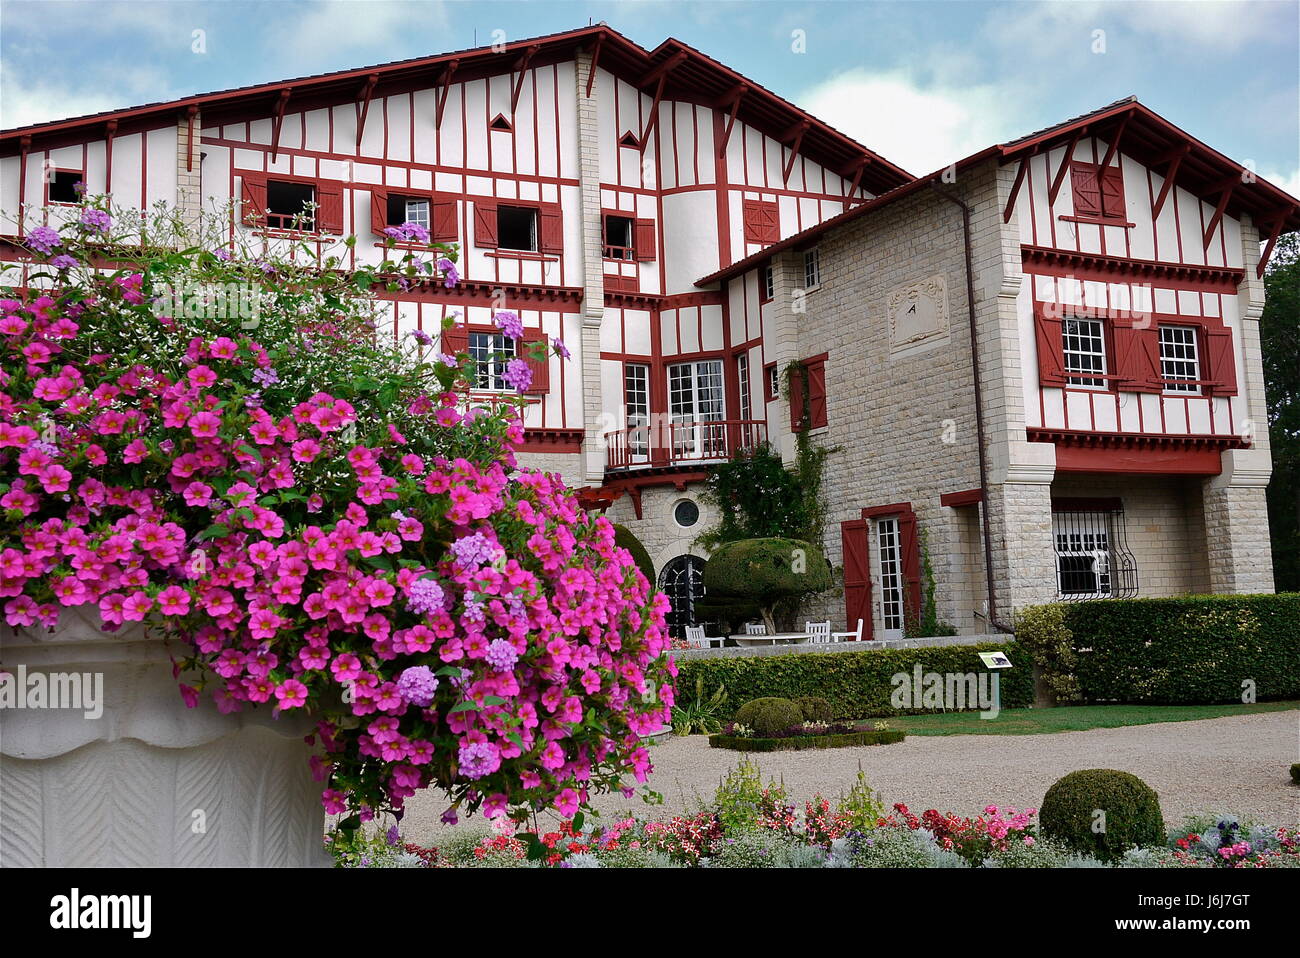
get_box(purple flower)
[493,310,524,340]
[437,353,458,368]
[551,336,571,359]
[485,639,519,673]
[213,248,232,261]
[395,666,439,707]
[49,254,78,269]
[386,825,401,846]
[27,226,62,256]
[438,258,459,289]
[407,328,433,347]
[457,739,502,779]
[406,577,445,615]
[441,807,459,826]
[383,221,431,244]
[502,358,532,391]
[251,366,279,388]
[79,208,112,233]
[450,531,503,567]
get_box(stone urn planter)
[1,609,328,867]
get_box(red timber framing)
[861,502,921,628]
[353,74,379,155]
[1021,246,1243,293]
[839,519,873,640]
[1258,205,1296,278]
[1028,428,1244,475]
[579,468,711,520]
[939,488,983,508]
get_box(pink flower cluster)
[0,261,676,822]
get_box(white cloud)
[800,70,1014,176]
[0,61,170,129]
[277,0,450,70]
[1259,167,1300,204]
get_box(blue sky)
[2,0,1296,195]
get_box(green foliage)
[709,728,906,752]
[692,593,762,632]
[713,757,788,832]
[677,642,1034,721]
[701,537,833,632]
[594,846,682,869]
[1262,232,1300,590]
[1020,595,1300,704]
[846,828,968,868]
[1014,603,1082,702]
[707,828,826,868]
[733,696,803,736]
[1040,769,1165,862]
[670,675,729,736]
[698,443,815,547]
[981,836,1109,869]
[838,769,886,833]
[794,695,834,723]
[904,527,957,637]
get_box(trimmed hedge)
[1019,594,1300,705]
[733,697,803,736]
[611,524,655,584]
[676,642,1033,721]
[709,728,906,752]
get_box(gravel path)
[400,711,1300,843]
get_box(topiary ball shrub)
[794,696,834,723]
[734,697,804,737]
[1040,769,1165,861]
[1291,763,1300,786]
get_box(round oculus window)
[673,499,700,528]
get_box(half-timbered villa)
[2,26,1295,639]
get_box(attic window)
[265,180,316,231]
[497,205,538,252]
[48,170,83,204]
[490,113,513,132]
[618,131,640,148]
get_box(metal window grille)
[1158,325,1201,395]
[1052,509,1138,599]
[659,555,706,639]
[469,332,516,391]
[876,517,904,632]
[1062,317,1108,388]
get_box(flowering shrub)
[878,802,1038,865]
[0,199,674,824]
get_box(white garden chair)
[832,618,864,643]
[744,622,767,635]
[805,621,832,643]
[684,625,709,649]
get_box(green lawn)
[883,700,1300,736]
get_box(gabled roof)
[696,97,1299,287]
[0,24,912,193]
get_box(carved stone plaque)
[888,274,950,357]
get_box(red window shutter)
[240,175,267,227]
[742,200,779,244]
[840,519,873,640]
[316,182,345,234]
[1112,321,1161,393]
[370,188,388,236]
[431,197,458,242]
[539,204,563,255]
[521,327,550,395]
[1203,326,1239,396]
[441,323,469,357]
[634,218,656,261]
[898,511,922,627]
[1034,311,1067,386]
[474,200,497,248]
[807,359,828,429]
[788,364,807,432]
[1070,163,1102,218]
[1100,166,1125,219]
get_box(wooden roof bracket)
[510,44,540,113]
[781,119,810,184]
[435,60,459,127]
[1256,205,1293,277]
[585,34,604,97]
[1151,144,1189,220]
[269,88,292,161]
[1202,175,1238,251]
[1003,156,1029,223]
[353,75,378,155]
[1047,127,1085,205]
[716,83,746,159]
[1097,113,1129,172]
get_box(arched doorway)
[658,554,706,639]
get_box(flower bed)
[708,720,905,751]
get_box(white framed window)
[736,353,752,422]
[625,362,650,457]
[1062,317,1108,388]
[876,517,904,637]
[669,360,725,457]
[766,363,779,401]
[469,332,517,391]
[761,264,774,301]
[1158,325,1201,395]
[803,247,821,288]
[403,198,430,229]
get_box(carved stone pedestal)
[1,609,327,867]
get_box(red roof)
[0,24,912,194]
[697,97,1300,287]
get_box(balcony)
[605,419,768,471]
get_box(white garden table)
[729,632,812,647]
